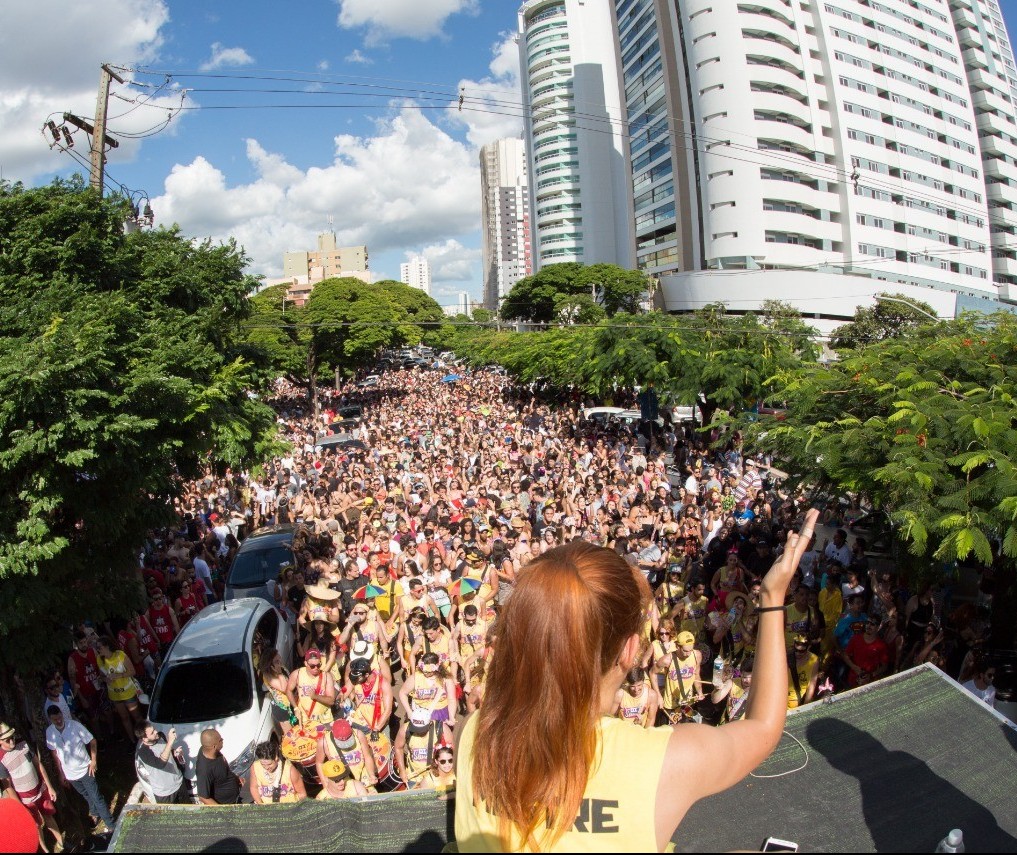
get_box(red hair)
[471,540,650,849]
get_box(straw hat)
[725,591,754,617]
[304,584,340,602]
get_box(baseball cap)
[676,631,696,646]
[331,719,357,749]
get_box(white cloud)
[151,108,481,277]
[199,42,254,71]
[415,239,480,282]
[0,0,175,182]
[317,60,330,71]
[344,49,373,65]
[336,0,477,45]
[448,33,523,148]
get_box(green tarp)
[111,666,1017,852]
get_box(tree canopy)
[830,292,939,350]
[755,313,1017,648]
[499,262,648,323]
[0,179,279,672]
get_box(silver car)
[147,598,293,789]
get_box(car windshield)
[228,545,292,588]
[149,653,252,724]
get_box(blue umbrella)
[442,374,461,383]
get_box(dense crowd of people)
[4,360,1000,848]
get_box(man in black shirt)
[195,729,241,806]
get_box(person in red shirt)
[174,580,201,627]
[842,617,891,687]
[146,589,180,656]
[67,632,103,725]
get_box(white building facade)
[399,256,432,296]
[480,138,533,310]
[609,0,1017,326]
[519,0,634,272]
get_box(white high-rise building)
[610,0,1017,327]
[399,256,431,296]
[519,0,634,272]
[481,138,533,310]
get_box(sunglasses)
[436,758,454,765]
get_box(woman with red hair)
[455,509,818,852]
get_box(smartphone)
[762,838,799,852]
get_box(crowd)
[3,360,1000,848]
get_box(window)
[150,654,253,724]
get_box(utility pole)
[90,63,125,193]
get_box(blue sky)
[4,1,1017,307]
[2,0,524,308]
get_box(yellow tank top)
[411,673,446,712]
[661,650,698,711]
[326,736,368,782]
[406,727,438,776]
[457,618,487,660]
[295,666,334,727]
[97,651,135,702]
[252,760,299,803]
[784,604,813,648]
[374,579,399,620]
[616,683,651,727]
[455,714,671,852]
[787,652,818,709]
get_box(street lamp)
[874,295,941,322]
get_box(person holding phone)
[135,721,189,804]
[456,509,819,852]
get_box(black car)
[223,526,295,604]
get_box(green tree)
[584,303,818,423]
[500,263,647,323]
[830,292,940,350]
[242,283,306,382]
[0,179,279,675]
[756,313,1017,649]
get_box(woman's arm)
[654,509,818,845]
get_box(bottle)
[713,655,725,688]
[935,830,964,853]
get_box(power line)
[116,65,999,227]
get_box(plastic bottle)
[935,830,964,853]
[712,655,725,688]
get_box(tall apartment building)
[519,0,634,272]
[609,0,1017,326]
[480,138,533,310]
[283,232,368,280]
[400,256,432,295]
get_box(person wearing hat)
[654,630,704,724]
[787,633,820,709]
[393,709,453,789]
[314,744,368,800]
[709,591,755,664]
[339,601,391,676]
[0,721,64,852]
[321,719,379,791]
[287,648,336,729]
[298,583,341,630]
[784,584,817,651]
[345,656,395,759]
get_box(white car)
[582,406,666,428]
[146,598,294,793]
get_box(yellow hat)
[676,631,696,646]
[321,759,349,780]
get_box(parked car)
[146,598,294,789]
[358,375,381,388]
[314,433,367,452]
[582,406,666,428]
[224,526,295,605]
